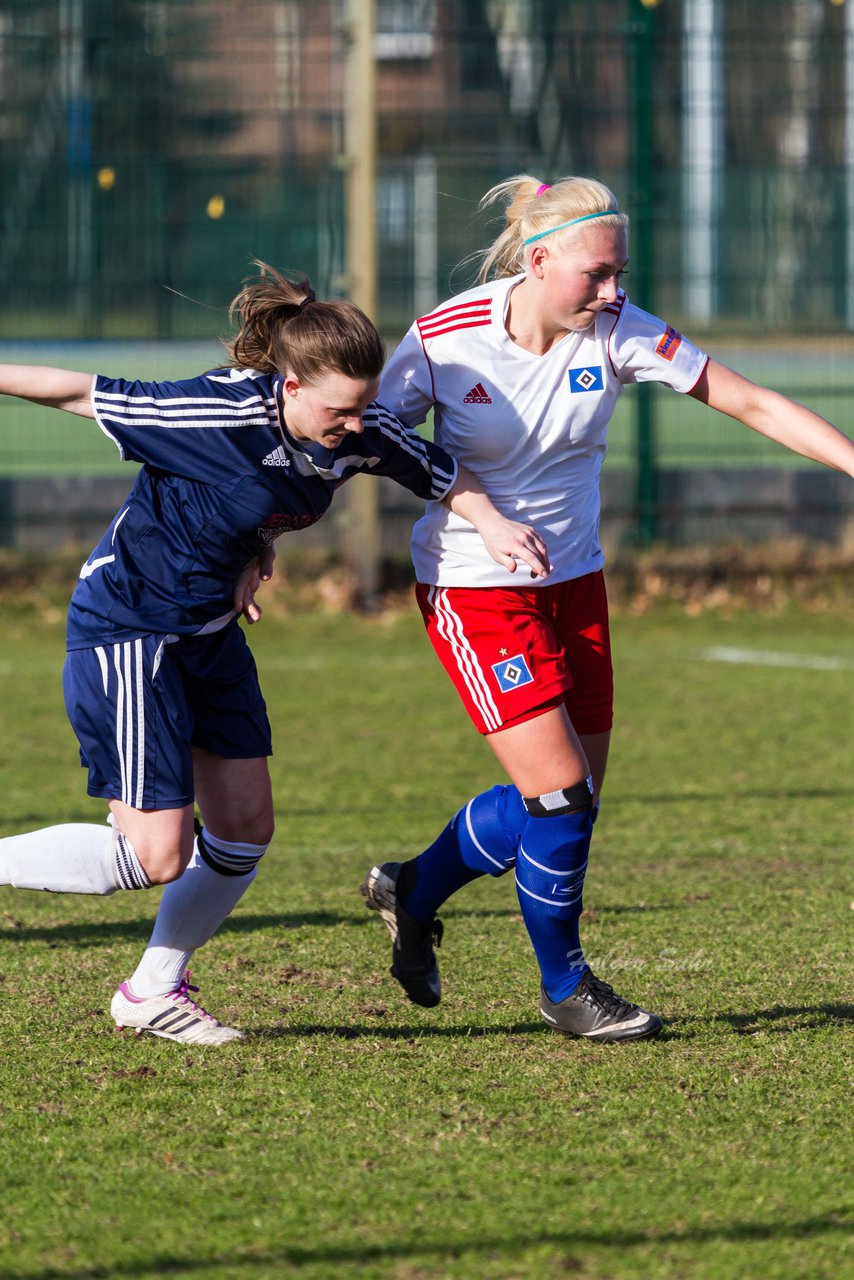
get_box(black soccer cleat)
[540,970,663,1042]
[360,861,443,1008]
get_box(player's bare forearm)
[444,464,551,578]
[690,359,854,478]
[0,365,94,417]
[744,395,854,477]
[233,545,277,624]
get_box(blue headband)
[523,209,617,246]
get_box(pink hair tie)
[535,184,551,197]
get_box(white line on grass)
[701,646,853,672]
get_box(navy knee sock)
[514,790,593,1003]
[400,785,527,923]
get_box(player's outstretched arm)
[443,463,551,579]
[689,359,854,478]
[0,364,94,417]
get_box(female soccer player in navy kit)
[0,263,548,1045]
[360,175,854,1042]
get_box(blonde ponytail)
[476,175,627,282]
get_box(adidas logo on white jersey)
[262,445,290,467]
[463,382,492,404]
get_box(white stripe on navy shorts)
[62,623,272,809]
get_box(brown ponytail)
[224,261,385,384]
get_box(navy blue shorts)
[62,622,273,809]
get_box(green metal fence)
[1,0,853,548]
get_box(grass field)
[1,339,853,474]
[0,587,852,1280]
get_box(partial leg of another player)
[111,751,273,1045]
[0,804,188,894]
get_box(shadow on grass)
[609,785,853,805]
[250,1020,547,1039]
[2,1211,849,1280]
[258,1003,854,1043]
[0,911,374,945]
[657,1003,854,1042]
[718,1003,854,1032]
[0,899,671,946]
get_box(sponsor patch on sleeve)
[655,326,683,361]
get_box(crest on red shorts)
[491,654,534,693]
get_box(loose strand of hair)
[476,174,545,282]
[224,260,314,372]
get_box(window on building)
[374,0,435,60]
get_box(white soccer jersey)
[380,275,709,587]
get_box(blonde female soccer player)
[0,263,548,1044]
[360,175,854,1041]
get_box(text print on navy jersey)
[655,326,683,362]
[568,366,604,394]
[258,513,316,544]
[463,382,493,404]
[491,653,534,693]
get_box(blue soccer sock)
[400,784,528,923]
[514,782,594,1003]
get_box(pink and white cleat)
[110,971,244,1045]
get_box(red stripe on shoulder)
[419,298,492,324]
[418,317,492,340]
[417,299,492,340]
[602,291,627,317]
[604,291,628,377]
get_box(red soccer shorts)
[415,571,613,737]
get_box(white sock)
[128,830,266,996]
[0,821,150,895]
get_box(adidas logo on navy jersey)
[262,446,290,467]
[463,382,492,404]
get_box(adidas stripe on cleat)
[540,971,663,1042]
[110,971,245,1045]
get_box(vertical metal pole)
[345,0,381,608]
[61,0,93,322]
[413,153,438,317]
[0,479,15,549]
[629,0,659,544]
[845,0,854,329]
[682,0,722,323]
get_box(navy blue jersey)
[66,367,457,648]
